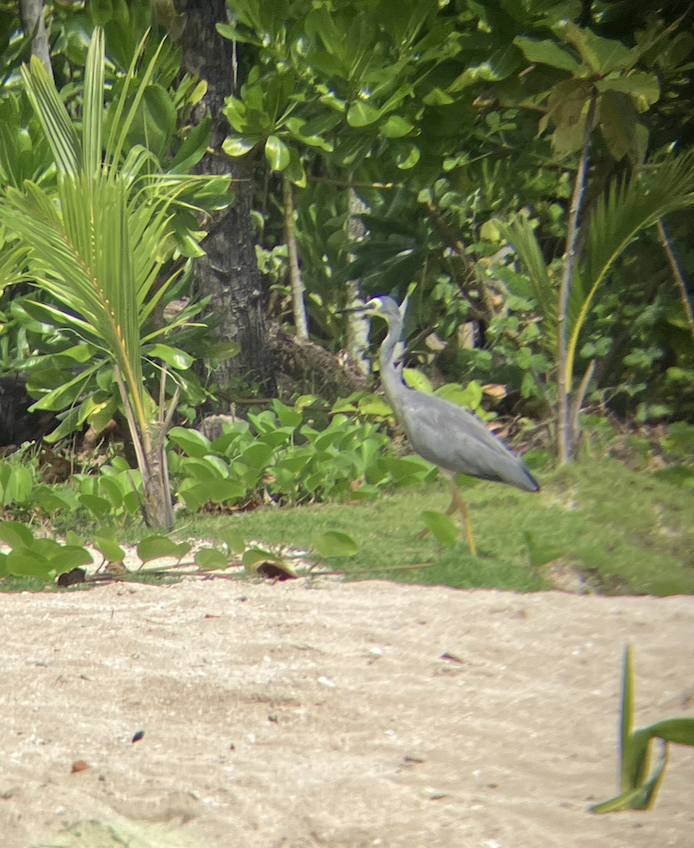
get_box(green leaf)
[168,426,213,458]
[514,37,581,72]
[93,528,126,563]
[79,494,111,519]
[217,529,246,555]
[394,142,420,169]
[0,521,35,549]
[7,549,52,578]
[311,531,359,558]
[422,87,454,106]
[195,547,230,570]
[99,476,124,509]
[380,115,414,138]
[421,511,458,547]
[137,535,186,564]
[565,22,632,75]
[169,116,212,173]
[146,343,194,370]
[201,340,241,360]
[222,134,261,157]
[199,479,247,504]
[265,135,291,171]
[50,546,94,575]
[347,101,381,127]
[241,442,274,469]
[596,73,659,112]
[242,548,278,569]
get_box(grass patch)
[6,456,694,595]
[186,456,694,595]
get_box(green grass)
[184,456,694,596]
[5,456,694,595]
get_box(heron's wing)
[398,388,538,491]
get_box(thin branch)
[656,218,694,350]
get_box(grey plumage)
[363,296,539,552]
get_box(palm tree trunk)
[19,0,53,81]
[557,94,597,465]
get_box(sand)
[0,577,692,847]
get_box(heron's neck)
[379,324,406,408]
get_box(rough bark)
[173,0,275,392]
[19,0,53,81]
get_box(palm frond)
[567,150,694,383]
[21,57,80,176]
[497,215,557,344]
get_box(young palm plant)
[0,29,230,528]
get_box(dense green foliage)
[0,1,693,594]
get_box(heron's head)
[360,296,402,324]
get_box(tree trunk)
[345,187,371,376]
[173,0,275,392]
[557,94,597,465]
[283,173,309,339]
[19,0,53,81]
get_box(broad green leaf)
[168,426,213,458]
[146,343,194,370]
[201,340,241,360]
[0,521,35,549]
[421,511,458,547]
[93,529,126,563]
[241,442,274,469]
[242,547,280,569]
[137,535,185,564]
[272,401,302,428]
[195,548,230,570]
[395,142,420,169]
[217,529,246,555]
[7,549,52,578]
[170,116,212,173]
[596,73,660,112]
[222,134,261,157]
[380,115,414,138]
[423,87,454,106]
[347,101,381,127]
[79,494,111,519]
[514,37,581,72]
[216,22,262,46]
[265,135,291,171]
[565,22,632,75]
[50,546,94,575]
[311,531,358,558]
[319,91,347,112]
[5,466,33,504]
[199,479,247,503]
[99,476,124,509]
[597,89,642,163]
[34,489,74,513]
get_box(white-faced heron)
[359,296,539,555]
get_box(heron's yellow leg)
[415,473,477,556]
[446,476,477,557]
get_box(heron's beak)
[341,297,382,315]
